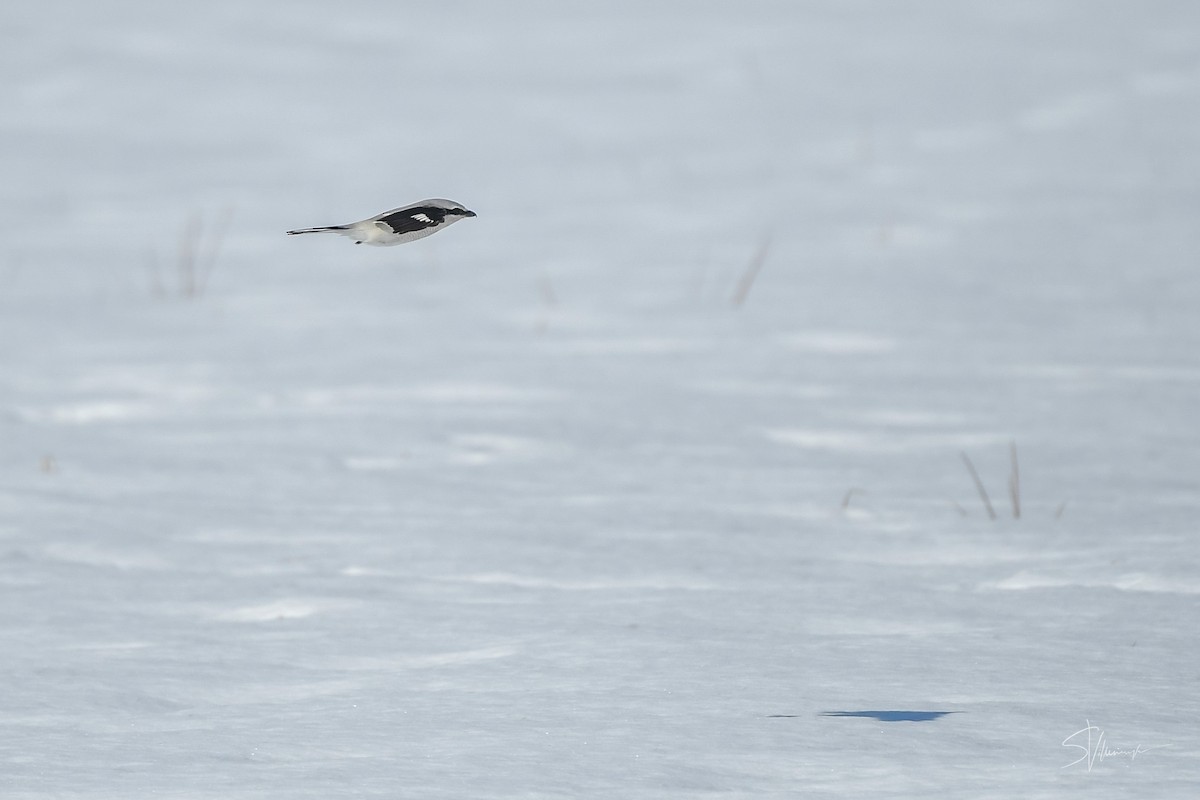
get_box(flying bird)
[286,198,476,246]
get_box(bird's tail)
[286,225,350,235]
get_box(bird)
[286,198,476,246]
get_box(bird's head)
[424,198,477,219]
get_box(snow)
[2,1,1199,797]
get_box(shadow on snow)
[820,710,958,722]
[766,711,958,722]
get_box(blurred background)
[6,1,1195,312]
[4,0,1198,514]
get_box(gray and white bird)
[286,198,476,246]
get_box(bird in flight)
[287,198,476,246]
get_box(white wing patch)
[412,213,434,224]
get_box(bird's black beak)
[462,209,477,217]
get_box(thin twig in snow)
[177,211,204,298]
[960,451,997,520]
[1008,440,1021,519]
[730,232,772,307]
[194,205,233,297]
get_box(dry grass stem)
[730,232,772,307]
[840,488,863,510]
[175,207,232,298]
[194,206,233,297]
[1008,441,1021,519]
[960,451,997,520]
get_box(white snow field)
[2,1,1198,797]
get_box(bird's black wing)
[377,206,449,235]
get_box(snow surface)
[2,1,1199,797]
